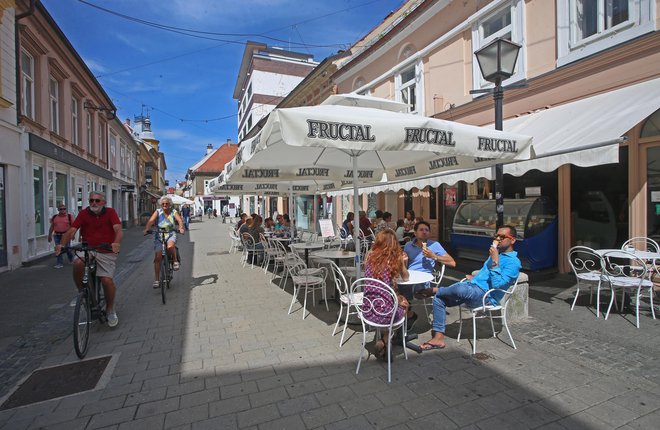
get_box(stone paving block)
[208,395,251,417]
[79,395,127,417]
[27,405,82,429]
[135,396,180,419]
[472,392,525,415]
[86,406,137,430]
[205,373,242,389]
[131,364,171,383]
[349,378,390,396]
[240,367,276,383]
[563,384,614,406]
[314,386,354,406]
[166,379,206,398]
[221,381,259,399]
[405,410,458,430]
[141,374,182,391]
[290,366,328,383]
[443,399,493,427]
[609,389,660,415]
[324,414,376,430]
[534,422,570,430]
[375,385,418,406]
[236,404,280,428]
[319,371,358,390]
[434,385,481,407]
[276,394,320,417]
[179,388,220,408]
[300,404,347,428]
[256,414,306,430]
[364,404,412,429]
[117,414,165,430]
[191,414,238,430]
[255,373,294,392]
[505,403,562,429]
[33,416,91,430]
[339,395,384,418]
[401,394,441,419]
[582,400,638,427]
[539,392,590,417]
[55,389,104,411]
[163,404,209,429]
[284,378,326,398]
[246,355,282,369]
[248,387,290,408]
[556,410,614,429]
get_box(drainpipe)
[15,0,37,125]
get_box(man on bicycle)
[143,196,185,289]
[55,191,123,327]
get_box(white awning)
[328,77,660,196]
[503,77,660,176]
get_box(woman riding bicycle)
[143,196,185,289]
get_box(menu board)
[319,219,335,238]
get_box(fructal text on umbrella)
[477,137,518,153]
[404,128,456,146]
[306,119,375,142]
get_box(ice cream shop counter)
[450,197,558,271]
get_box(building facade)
[328,0,659,272]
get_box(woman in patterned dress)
[362,229,410,359]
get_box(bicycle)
[152,228,180,304]
[68,242,111,359]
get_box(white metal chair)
[353,277,408,383]
[240,234,264,269]
[567,246,607,316]
[419,264,445,321]
[622,237,660,252]
[329,262,363,347]
[457,277,520,354]
[229,229,242,254]
[286,258,328,319]
[601,250,656,328]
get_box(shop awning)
[503,77,660,176]
[328,77,660,196]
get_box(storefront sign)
[525,186,541,197]
[651,191,660,202]
[319,219,335,238]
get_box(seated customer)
[419,225,521,350]
[394,219,406,243]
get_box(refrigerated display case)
[450,197,558,270]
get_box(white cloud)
[83,58,108,74]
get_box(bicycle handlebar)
[65,242,112,252]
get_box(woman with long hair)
[362,229,410,359]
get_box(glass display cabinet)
[450,197,558,270]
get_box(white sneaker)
[54,264,63,269]
[107,311,118,327]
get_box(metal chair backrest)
[432,264,446,287]
[329,261,349,296]
[351,277,399,327]
[567,246,604,278]
[622,237,660,252]
[601,250,648,283]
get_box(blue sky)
[41,0,405,186]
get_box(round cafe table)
[396,269,434,285]
[310,249,357,264]
[289,242,325,266]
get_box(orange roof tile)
[194,143,239,173]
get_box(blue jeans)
[432,281,485,333]
[183,215,190,230]
[53,234,74,265]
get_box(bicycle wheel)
[95,276,107,323]
[73,289,91,359]
[160,256,168,304]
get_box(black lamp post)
[472,38,521,229]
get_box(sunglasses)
[58,207,66,210]
[161,203,170,206]
[493,234,514,240]
[89,198,103,203]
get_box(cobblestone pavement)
[0,219,659,430]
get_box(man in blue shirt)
[419,225,521,350]
[403,220,456,328]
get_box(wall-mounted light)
[84,101,117,120]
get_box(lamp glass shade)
[475,38,521,83]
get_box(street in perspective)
[1,1,660,429]
[0,217,659,429]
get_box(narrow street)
[0,219,659,429]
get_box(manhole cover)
[207,251,229,256]
[0,356,111,410]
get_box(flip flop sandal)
[421,342,445,350]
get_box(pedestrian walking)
[48,203,74,268]
[207,207,212,219]
[181,204,191,230]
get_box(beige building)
[327,0,659,272]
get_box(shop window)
[33,165,45,235]
[21,50,35,119]
[641,108,660,138]
[404,190,413,215]
[557,0,653,67]
[49,77,60,134]
[86,112,94,155]
[472,1,525,90]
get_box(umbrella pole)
[352,156,362,279]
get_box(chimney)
[206,144,214,155]
[226,138,231,144]
[125,118,131,127]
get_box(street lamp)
[472,38,522,229]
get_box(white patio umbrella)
[224,104,534,275]
[166,194,194,205]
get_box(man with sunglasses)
[55,192,123,327]
[419,225,521,350]
[48,204,74,268]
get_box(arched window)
[641,109,660,138]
